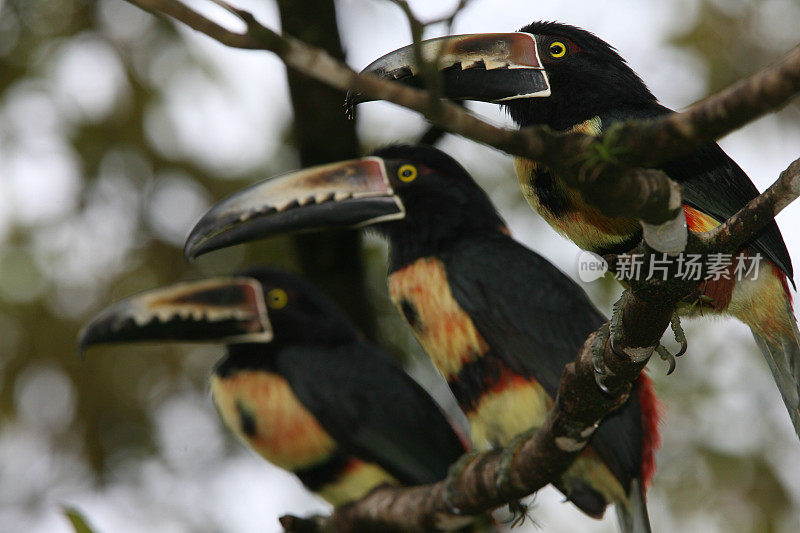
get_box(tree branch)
[278,154,800,531]
[119,1,800,530]
[132,0,256,48]
[702,156,800,253]
[278,290,673,532]
[126,0,800,170]
[124,0,800,256]
[618,46,800,167]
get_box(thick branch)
[578,166,686,253]
[619,46,800,167]
[122,2,800,530]
[282,198,800,531]
[124,0,800,254]
[129,0,800,172]
[281,292,669,532]
[702,156,800,252]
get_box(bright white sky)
[4,0,800,532]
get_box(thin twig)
[428,0,472,29]
[124,0,800,255]
[118,3,800,528]
[385,0,449,122]
[126,0,800,172]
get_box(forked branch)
[120,1,800,530]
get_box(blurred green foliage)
[1,0,799,531]
[63,506,97,533]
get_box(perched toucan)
[78,267,473,512]
[353,22,800,439]
[185,144,661,532]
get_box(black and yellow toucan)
[78,267,473,512]
[185,144,661,532]
[352,22,800,439]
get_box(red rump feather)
[635,373,661,491]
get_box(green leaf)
[62,506,97,533]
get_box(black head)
[507,22,655,129]
[185,144,506,269]
[78,267,359,358]
[234,266,359,347]
[369,144,505,257]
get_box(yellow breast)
[317,461,397,506]
[514,116,640,251]
[388,257,489,380]
[210,371,337,471]
[467,377,552,450]
[211,370,401,506]
[464,364,626,505]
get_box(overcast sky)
[4,0,800,532]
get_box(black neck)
[384,224,505,273]
[214,343,281,378]
[508,100,665,132]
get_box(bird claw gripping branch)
[495,431,534,527]
[443,451,481,516]
[592,303,626,396]
[655,313,688,376]
[655,345,676,376]
[594,293,688,390]
[669,312,688,358]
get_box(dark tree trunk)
[277,0,375,337]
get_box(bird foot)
[591,293,632,394]
[505,500,532,528]
[655,345,676,375]
[657,313,687,375]
[591,322,616,395]
[670,312,688,357]
[443,451,480,516]
[496,429,536,527]
[596,293,688,381]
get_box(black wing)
[444,232,643,489]
[276,342,466,485]
[605,104,793,281]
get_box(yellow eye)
[397,164,418,183]
[266,288,288,309]
[548,41,567,59]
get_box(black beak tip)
[347,65,418,114]
[75,307,128,359]
[183,221,216,262]
[183,209,251,262]
[184,235,218,263]
[183,240,198,263]
[183,220,204,262]
[76,325,94,360]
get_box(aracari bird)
[79,267,476,517]
[185,144,661,532]
[354,22,800,439]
